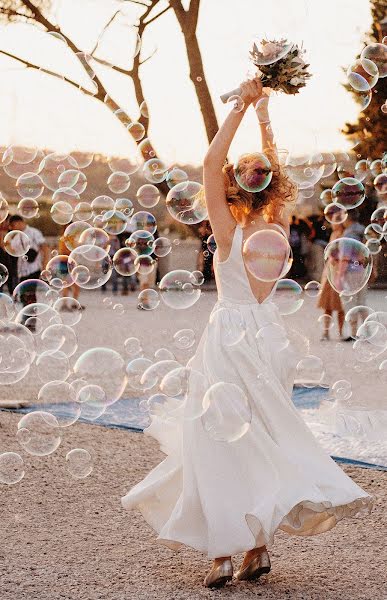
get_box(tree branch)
[19,0,58,32]
[144,4,172,26]
[0,49,96,97]
[188,0,201,30]
[0,7,31,19]
[90,9,121,56]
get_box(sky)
[0,0,373,166]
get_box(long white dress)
[122,224,372,558]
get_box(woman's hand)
[239,77,263,106]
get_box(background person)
[9,215,49,306]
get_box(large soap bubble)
[0,452,25,485]
[166,181,207,225]
[68,245,112,289]
[17,411,61,456]
[332,177,365,210]
[324,238,372,296]
[243,229,292,282]
[234,153,273,192]
[361,43,387,78]
[202,382,252,442]
[74,347,127,406]
[159,270,201,309]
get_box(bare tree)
[0,0,167,163]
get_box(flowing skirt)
[122,299,372,558]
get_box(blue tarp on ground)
[3,385,387,471]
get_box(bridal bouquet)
[250,39,312,95]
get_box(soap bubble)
[206,234,217,254]
[91,195,115,216]
[16,172,44,199]
[166,181,207,225]
[243,229,292,282]
[70,151,94,169]
[296,355,325,387]
[0,197,9,223]
[107,156,139,176]
[332,177,365,209]
[374,173,387,195]
[366,239,382,255]
[113,247,138,276]
[53,297,83,326]
[39,153,78,191]
[285,153,324,189]
[73,201,92,222]
[41,323,78,357]
[4,230,31,257]
[126,230,154,256]
[0,263,8,286]
[66,449,93,479]
[127,122,145,141]
[234,152,272,192]
[209,307,246,346]
[36,350,70,383]
[126,357,153,391]
[159,270,201,309]
[227,94,245,112]
[130,211,157,234]
[63,221,91,252]
[50,200,74,225]
[370,159,383,177]
[46,255,74,289]
[304,280,321,298]
[136,184,160,208]
[68,245,113,289]
[370,206,386,232]
[354,159,369,182]
[347,58,379,91]
[143,158,168,184]
[74,347,127,406]
[124,337,143,358]
[332,379,352,402]
[173,329,196,349]
[324,238,372,296]
[107,171,131,194]
[0,452,25,485]
[38,380,80,427]
[361,43,387,78]
[79,227,110,251]
[114,197,134,216]
[138,289,160,310]
[250,38,294,65]
[272,279,304,314]
[202,382,251,442]
[165,168,188,189]
[17,411,61,456]
[0,293,16,321]
[152,237,172,257]
[17,197,39,218]
[324,202,348,225]
[101,210,127,235]
[320,153,337,178]
[58,169,87,194]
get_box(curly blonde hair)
[223,151,297,223]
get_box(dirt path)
[0,413,386,600]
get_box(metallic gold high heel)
[204,559,233,588]
[235,550,271,581]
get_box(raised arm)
[203,78,263,250]
[254,92,279,160]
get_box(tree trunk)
[171,0,219,144]
[182,31,219,144]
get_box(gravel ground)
[0,288,386,599]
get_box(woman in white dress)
[122,78,372,588]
